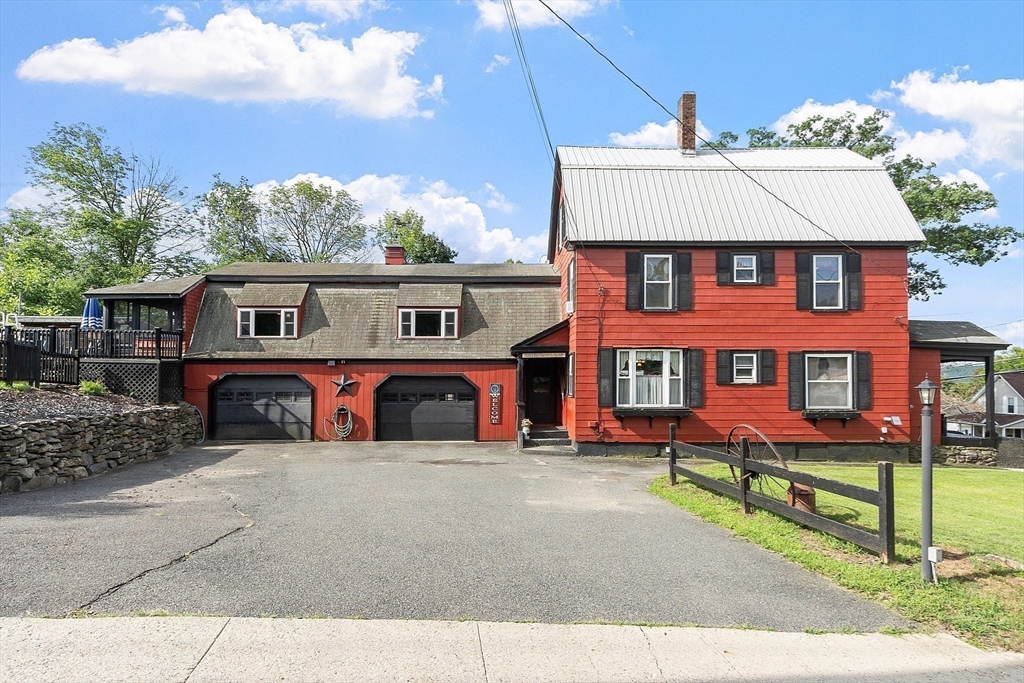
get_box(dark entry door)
[213,374,312,440]
[377,376,476,441]
[525,360,558,424]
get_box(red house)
[541,93,1007,459]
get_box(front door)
[525,360,558,424]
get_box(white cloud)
[485,54,510,73]
[476,0,599,31]
[771,98,891,134]
[153,5,186,25]
[891,69,1024,168]
[279,0,384,22]
[483,183,514,214]
[16,7,442,118]
[256,173,546,262]
[608,118,711,147]
[940,168,990,191]
[993,320,1024,347]
[3,185,52,211]
[893,128,968,164]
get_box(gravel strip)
[0,385,147,425]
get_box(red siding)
[554,245,577,438]
[185,361,517,441]
[908,347,942,445]
[180,282,206,353]
[568,246,911,445]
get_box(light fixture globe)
[916,374,939,406]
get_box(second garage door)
[377,376,476,441]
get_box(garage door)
[213,374,312,440]
[378,376,476,441]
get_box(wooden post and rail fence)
[668,423,896,563]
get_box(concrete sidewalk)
[1,617,1021,683]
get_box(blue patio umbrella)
[81,297,103,329]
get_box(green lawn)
[650,463,1024,651]
[789,464,1024,563]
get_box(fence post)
[668,423,677,486]
[877,461,895,564]
[3,326,13,383]
[48,325,57,354]
[740,436,751,514]
[155,327,163,361]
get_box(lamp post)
[917,374,939,583]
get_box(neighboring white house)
[954,370,1024,438]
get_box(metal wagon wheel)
[726,424,790,501]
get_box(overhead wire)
[535,0,910,287]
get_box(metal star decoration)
[332,373,358,396]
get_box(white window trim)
[567,254,577,312]
[1004,396,1017,414]
[732,254,758,284]
[805,353,853,410]
[397,308,459,339]
[643,254,673,310]
[812,254,844,310]
[237,308,298,338]
[616,348,685,407]
[567,352,575,397]
[733,353,758,384]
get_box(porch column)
[985,354,996,445]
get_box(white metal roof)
[556,146,925,244]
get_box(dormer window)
[238,308,298,338]
[399,309,458,339]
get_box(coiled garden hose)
[324,404,354,440]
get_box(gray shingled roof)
[85,275,205,298]
[396,283,463,307]
[556,146,925,245]
[949,410,1024,428]
[234,283,309,307]
[207,262,559,282]
[186,282,561,360]
[998,370,1024,399]
[908,320,1010,349]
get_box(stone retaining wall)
[908,441,1022,468]
[0,404,202,494]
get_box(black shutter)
[761,251,775,286]
[676,252,693,311]
[846,252,863,310]
[716,350,732,385]
[598,348,615,407]
[687,349,704,408]
[855,351,872,410]
[760,349,776,385]
[795,252,812,310]
[716,251,731,285]
[625,253,641,310]
[788,351,805,410]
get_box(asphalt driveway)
[0,441,903,631]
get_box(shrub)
[79,380,107,396]
[0,381,34,392]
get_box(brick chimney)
[677,91,696,156]
[384,244,406,265]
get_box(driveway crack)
[74,522,254,612]
[639,626,665,681]
[476,622,490,683]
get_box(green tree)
[202,175,288,266]
[995,346,1024,372]
[265,181,368,263]
[699,131,739,149]
[729,110,1020,300]
[27,123,203,281]
[373,209,458,264]
[0,209,107,315]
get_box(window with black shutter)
[715,251,775,286]
[788,350,871,420]
[795,251,862,311]
[625,252,692,311]
[716,350,776,385]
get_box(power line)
[535,0,909,286]
[504,0,555,166]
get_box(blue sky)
[1,0,1021,344]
